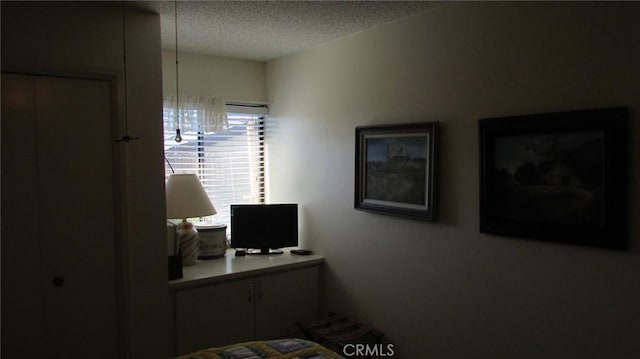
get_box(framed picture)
[355,122,439,221]
[479,107,628,249]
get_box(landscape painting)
[355,122,439,221]
[492,131,604,225]
[479,107,629,250]
[365,134,427,206]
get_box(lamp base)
[178,220,199,266]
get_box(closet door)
[1,73,119,358]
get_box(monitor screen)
[230,204,298,254]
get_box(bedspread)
[176,338,344,359]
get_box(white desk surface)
[169,249,324,290]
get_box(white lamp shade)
[166,174,216,219]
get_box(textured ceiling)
[131,1,442,61]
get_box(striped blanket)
[176,338,343,359]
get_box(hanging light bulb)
[174,1,183,143]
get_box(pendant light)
[116,1,139,143]
[173,1,182,143]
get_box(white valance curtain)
[163,96,228,133]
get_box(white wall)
[1,3,169,358]
[266,2,640,358]
[162,50,266,102]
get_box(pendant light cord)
[165,155,176,174]
[116,1,139,143]
[174,1,182,142]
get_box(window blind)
[164,112,265,229]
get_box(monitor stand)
[246,248,284,255]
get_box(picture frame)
[355,122,439,221]
[479,107,628,250]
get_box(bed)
[176,338,344,359]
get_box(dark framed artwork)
[355,122,439,221]
[479,107,628,250]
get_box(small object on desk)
[168,253,183,280]
[196,223,227,259]
[167,221,183,280]
[291,249,312,255]
[235,249,246,256]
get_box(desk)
[169,250,324,355]
[170,250,324,289]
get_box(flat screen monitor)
[230,204,298,254]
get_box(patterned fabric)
[163,95,228,133]
[176,338,343,359]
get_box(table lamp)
[166,173,216,266]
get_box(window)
[164,110,265,229]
